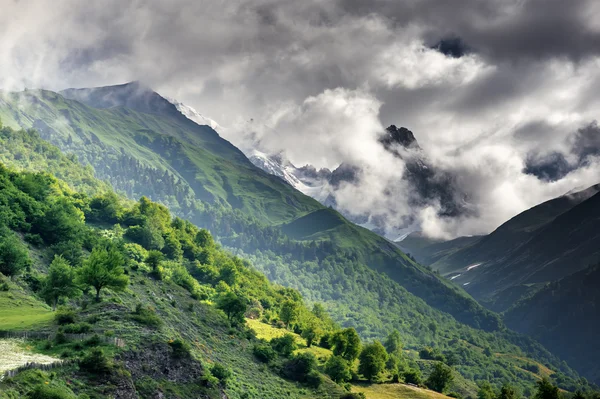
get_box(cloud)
[2,0,600,238]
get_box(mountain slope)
[428,184,600,307]
[396,232,482,266]
[504,264,600,384]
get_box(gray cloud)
[2,0,600,238]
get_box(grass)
[0,339,59,374]
[0,287,53,331]
[352,383,450,399]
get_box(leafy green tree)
[533,379,560,399]
[426,362,454,393]
[35,198,85,245]
[478,381,496,399]
[332,328,362,362]
[325,355,352,383]
[217,291,247,323]
[0,232,31,277]
[283,352,317,382]
[88,192,122,223]
[301,322,322,347]
[145,250,164,272]
[78,246,128,301]
[358,341,388,381]
[403,368,421,385]
[498,384,520,399]
[384,330,403,357]
[41,256,80,310]
[271,334,297,357]
[280,300,300,328]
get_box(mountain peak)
[381,125,420,150]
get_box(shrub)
[62,322,92,334]
[340,394,366,399]
[283,352,317,382]
[403,368,422,385]
[210,363,232,385]
[168,338,191,359]
[325,355,352,383]
[79,348,112,374]
[85,334,102,347]
[253,343,277,363]
[54,332,68,345]
[271,334,297,357]
[27,384,76,399]
[131,304,162,327]
[54,308,76,325]
[306,370,322,388]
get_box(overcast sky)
[2,0,600,238]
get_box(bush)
[131,304,162,327]
[340,394,366,399]
[62,322,92,334]
[283,352,317,382]
[27,384,76,399]
[85,334,102,347]
[54,332,68,345]
[325,355,352,383]
[271,334,297,357]
[168,338,191,359]
[79,348,112,374]
[210,363,232,385]
[306,370,323,388]
[403,368,422,385]
[54,308,76,325]
[253,343,277,363]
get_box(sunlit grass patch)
[0,339,60,374]
[352,382,451,399]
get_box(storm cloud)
[2,0,600,238]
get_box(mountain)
[423,184,600,310]
[248,124,470,239]
[504,263,600,384]
[0,84,592,393]
[396,232,482,266]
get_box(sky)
[2,0,600,238]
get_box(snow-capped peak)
[165,97,221,131]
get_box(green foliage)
[79,347,112,374]
[358,341,388,382]
[282,352,317,383]
[27,384,76,399]
[403,368,422,385]
[54,307,76,325]
[210,363,232,385]
[279,300,300,327]
[384,330,403,357]
[169,338,191,359]
[324,355,352,383]
[0,230,31,277]
[253,343,277,363]
[77,245,128,301]
[426,362,454,393]
[271,334,298,357]
[332,328,362,362]
[534,379,560,399]
[217,291,247,324]
[131,303,162,327]
[498,384,520,399]
[41,256,80,310]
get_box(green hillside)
[505,263,600,384]
[0,93,595,395]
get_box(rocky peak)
[380,125,420,151]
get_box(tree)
[283,352,317,382]
[478,381,496,399]
[279,300,300,328]
[217,291,247,323]
[78,246,128,301]
[498,384,520,399]
[403,369,421,385]
[41,256,79,310]
[325,355,352,383]
[358,341,388,381]
[35,198,85,245]
[0,232,31,277]
[384,330,403,357]
[533,379,560,399]
[426,362,454,393]
[332,328,362,362]
[271,334,298,357]
[301,322,322,347]
[145,250,164,272]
